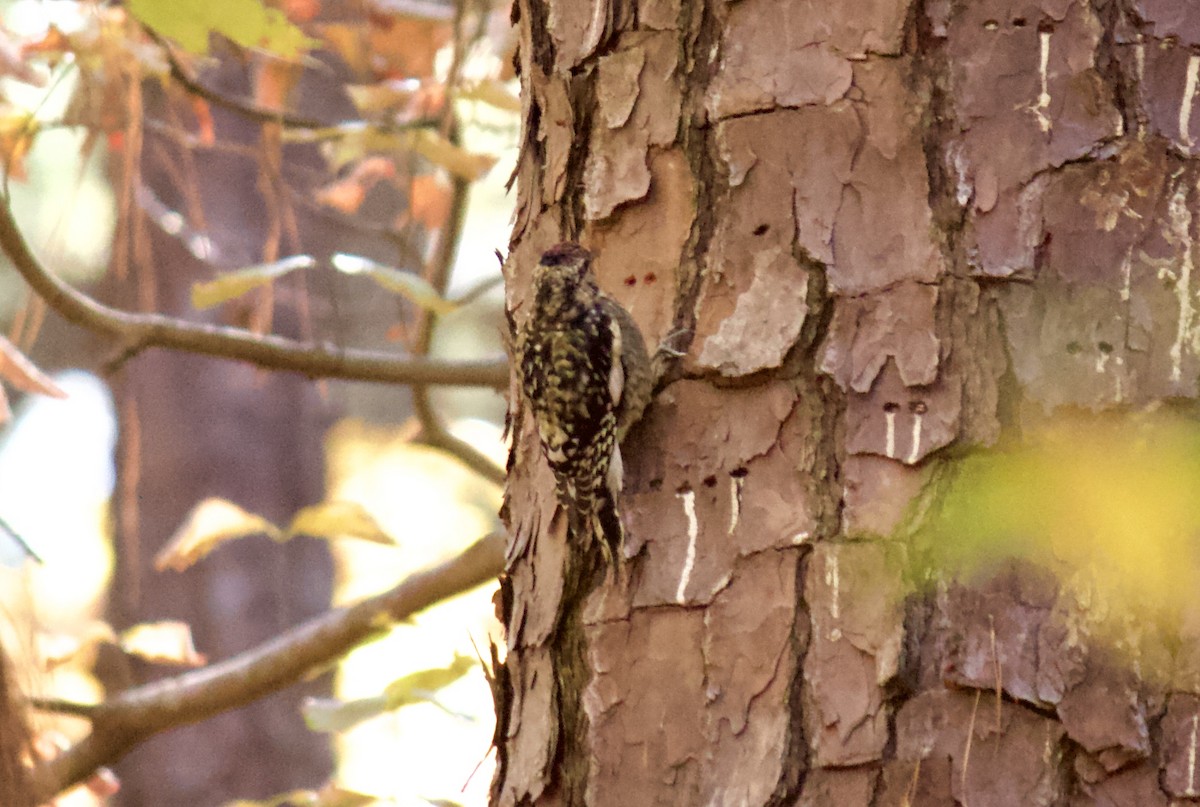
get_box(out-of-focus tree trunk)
[100,170,336,807]
[99,55,406,805]
[495,1,1200,804]
[104,303,334,806]
[0,646,35,807]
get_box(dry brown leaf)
[191,97,215,146]
[253,56,303,113]
[409,173,452,230]
[0,334,66,397]
[120,621,207,667]
[314,23,370,75]
[314,156,396,214]
[281,0,321,23]
[18,24,70,61]
[155,497,282,572]
[314,176,368,214]
[368,13,452,79]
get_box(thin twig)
[451,274,503,308]
[420,426,506,485]
[30,531,505,801]
[151,29,438,134]
[989,615,1002,733]
[410,166,504,478]
[960,688,981,805]
[405,5,507,485]
[410,173,504,483]
[29,698,99,721]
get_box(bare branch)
[30,531,506,801]
[405,31,508,484]
[418,421,506,485]
[150,28,440,134]
[29,698,99,720]
[0,190,509,388]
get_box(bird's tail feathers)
[562,482,623,571]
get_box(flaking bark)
[497,1,1200,805]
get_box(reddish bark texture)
[497,0,1200,805]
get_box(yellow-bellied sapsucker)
[518,242,652,569]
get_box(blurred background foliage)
[0,0,516,803]
[909,410,1200,683]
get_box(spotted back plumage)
[521,246,619,500]
[518,242,648,567]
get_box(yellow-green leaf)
[913,413,1200,646]
[345,82,414,116]
[332,253,456,314]
[155,498,282,572]
[224,784,374,807]
[191,255,315,309]
[453,79,521,113]
[38,621,116,669]
[120,621,207,667]
[296,123,497,180]
[408,128,497,181]
[303,655,477,734]
[302,694,389,733]
[287,501,396,545]
[383,653,475,708]
[127,0,317,58]
[294,122,410,170]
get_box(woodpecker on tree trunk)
[516,242,653,570]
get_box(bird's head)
[536,242,593,283]
[529,242,597,320]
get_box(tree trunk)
[101,213,337,807]
[494,0,1200,804]
[98,58,383,805]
